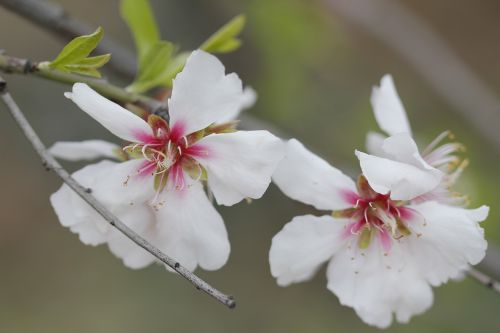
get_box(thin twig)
[0,0,136,79]
[467,268,500,294]
[0,53,168,117]
[0,0,269,131]
[0,76,235,309]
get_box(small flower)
[361,74,469,204]
[270,76,488,328]
[50,50,284,272]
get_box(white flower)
[270,138,488,328]
[361,74,469,204]
[50,50,284,272]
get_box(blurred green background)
[1,0,499,332]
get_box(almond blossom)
[269,77,488,328]
[50,50,284,272]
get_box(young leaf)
[73,54,111,68]
[131,51,190,92]
[200,15,246,53]
[50,27,105,68]
[121,0,160,70]
[63,54,111,78]
[127,41,174,93]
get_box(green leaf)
[200,15,246,53]
[121,0,160,70]
[50,27,104,67]
[72,54,111,68]
[62,54,111,78]
[127,41,174,93]
[62,66,101,78]
[156,52,190,86]
[133,51,190,92]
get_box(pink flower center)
[335,175,417,253]
[124,117,209,193]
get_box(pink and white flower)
[50,50,284,272]
[270,76,488,328]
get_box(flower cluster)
[269,75,488,328]
[49,50,488,328]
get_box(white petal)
[365,131,386,156]
[50,161,118,246]
[326,240,433,328]
[49,140,120,161]
[168,50,247,135]
[356,134,442,200]
[215,86,257,124]
[270,215,347,287]
[50,159,155,248]
[155,180,230,271]
[273,139,357,210]
[90,159,155,206]
[106,204,157,269]
[407,201,488,285]
[66,83,153,142]
[196,130,284,206]
[371,74,412,136]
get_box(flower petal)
[326,240,433,328]
[365,131,386,156]
[407,201,488,285]
[270,215,347,287]
[50,161,117,246]
[50,159,155,248]
[196,130,284,206]
[273,139,357,210]
[214,86,257,124]
[155,180,230,271]
[65,83,153,142]
[49,140,120,161]
[371,74,412,136]
[356,134,443,200]
[168,50,247,135]
[106,205,157,270]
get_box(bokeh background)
[1,0,500,332]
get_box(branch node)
[0,77,6,94]
[42,160,51,171]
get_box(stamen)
[363,207,370,225]
[182,136,189,147]
[355,199,361,209]
[194,163,203,182]
[422,130,450,156]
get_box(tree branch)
[0,0,271,132]
[0,0,136,79]
[0,53,169,118]
[467,268,500,294]
[0,75,235,309]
